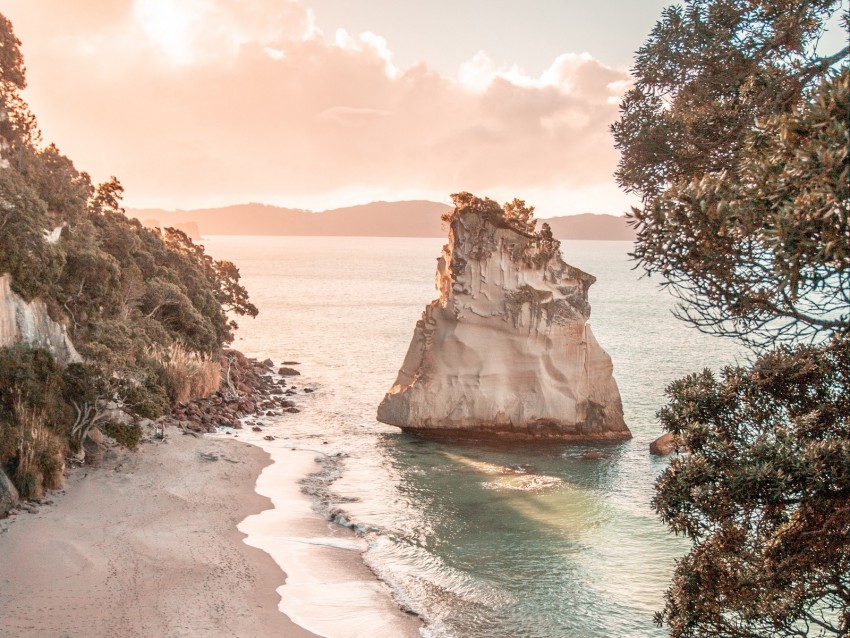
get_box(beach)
[0,429,419,637]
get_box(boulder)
[377,196,629,441]
[83,427,106,465]
[0,468,19,515]
[649,432,678,456]
[278,367,301,377]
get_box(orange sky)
[1,0,649,216]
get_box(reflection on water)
[202,236,740,638]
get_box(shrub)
[153,343,221,404]
[11,400,63,499]
[101,420,142,450]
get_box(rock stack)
[377,193,629,440]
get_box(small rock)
[83,428,106,465]
[285,407,300,414]
[303,388,314,393]
[263,435,276,441]
[278,367,301,377]
[282,361,300,365]
[650,432,678,456]
[261,358,274,368]
[252,426,262,432]
[581,451,613,461]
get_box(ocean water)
[203,235,743,638]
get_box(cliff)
[377,194,629,440]
[0,274,81,365]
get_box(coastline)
[0,431,318,638]
[237,438,424,638]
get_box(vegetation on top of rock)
[0,13,257,500]
[441,192,563,269]
[615,0,850,635]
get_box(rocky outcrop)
[160,352,304,434]
[0,274,81,364]
[377,196,629,440]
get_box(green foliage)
[443,191,537,235]
[0,13,255,497]
[0,167,63,300]
[616,1,850,636]
[0,345,63,417]
[101,420,142,450]
[654,340,850,637]
[443,192,562,266]
[613,0,849,346]
[0,13,36,149]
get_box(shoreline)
[0,351,423,638]
[236,437,424,638]
[0,430,318,638]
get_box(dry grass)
[154,343,221,404]
[13,400,64,499]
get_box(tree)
[0,13,37,150]
[655,342,850,637]
[613,1,850,636]
[0,11,259,493]
[161,227,258,330]
[613,0,849,347]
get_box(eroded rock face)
[0,274,81,365]
[377,196,629,440]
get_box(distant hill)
[126,201,635,241]
[544,213,636,241]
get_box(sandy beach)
[0,431,318,638]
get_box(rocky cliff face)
[0,274,81,364]
[377,200,629,440]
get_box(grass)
[154,343,221,404]
[12,400,64,499]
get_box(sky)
[1,1,676,215]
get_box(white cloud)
[9,0,632,214]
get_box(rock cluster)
[157,350,304,435]
[378,195,629,440]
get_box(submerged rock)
[377,193,630,440]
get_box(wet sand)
[238,443,423,638]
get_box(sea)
[202,235,744,638]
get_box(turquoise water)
[203,236,742,638]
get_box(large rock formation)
[377,193,629,440]
[0,273,81,364]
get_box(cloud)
[3,0,632,215]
